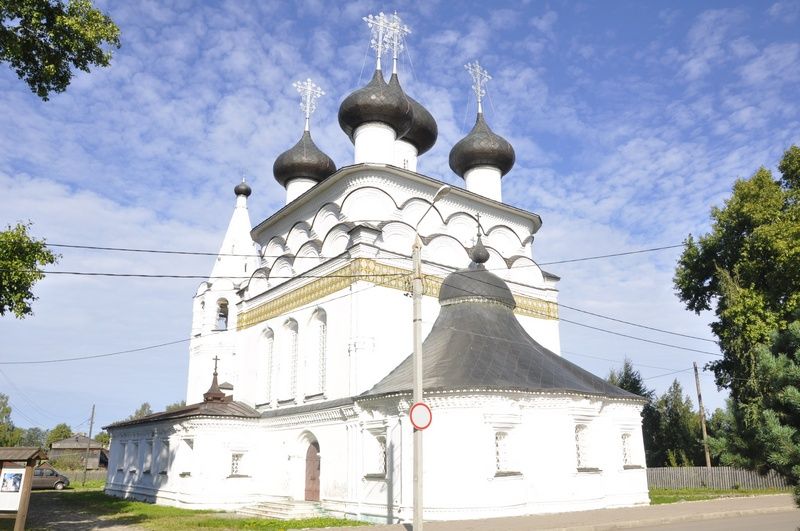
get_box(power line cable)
[0,281,387,366]
[643,367,695,380]
[0,368,62,422]
[433,268,722,357]
[1,268,408,281]
[45,241,686,265]
[0,338,191,366]
[559,318,720,356]
[557,303,716,343]
[561,350,676,371]
[537,244,686,266]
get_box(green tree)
[0,393,23,446]
[654,380,703,467]
[94,430,109,447]
[126,402,152,420]
[748,317,800,503]
[164,400,185,412]
[45,422,72,447]
[19,426,47,447]
[607,359,661,466]
[0,0,120,100]
[674,145,800,400]
[0,222,59,318]
[674,145,800,502]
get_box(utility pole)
[411,184,449,531]
[82,404,95,485]
[693,363,712,468]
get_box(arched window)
[262,328,274,404]
[216,299,229,330]
[304,309,327,398]
[278,319,298,401]
[621,432,632,466]
[495,431,509,473]
[575,424,588,469]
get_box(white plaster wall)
[354,123,396,164]
[106,393,647,519]
[464,166,502,202]
[286,178,316,203]
[393,140,418,172]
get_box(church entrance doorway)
[304,441,320,501]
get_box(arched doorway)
[304,441,320,501]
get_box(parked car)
[32,467,70,490]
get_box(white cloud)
[3,1,798,429]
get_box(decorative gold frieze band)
[237,258,558,330]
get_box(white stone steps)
[238,499,324,520]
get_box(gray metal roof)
[365,287,641,401]
[50,435,103,449]
[104,400,260,430]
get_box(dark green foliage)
[0,0,120,100]
[46,422,72,446]
[0,393,23,446]
[19,426,47,447]
[655,380,703,467]
[607,359,661,466]
[675,145,800,505]
[164,400,185,412]
[0,222,59,318]
[94,430,109,447]
[674,146,800,399]
[126,402,152,420]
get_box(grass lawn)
[649,487,791,505]
[8,486,367,531]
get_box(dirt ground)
[0,490,144,531]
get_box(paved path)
[319,494,799,531]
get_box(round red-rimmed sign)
[409,402,432,430]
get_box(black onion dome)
[338,69,413,141]
[273,131,336,187]
[400,93,438,155]
[234,181,252,197]
[448,112,515,178]
[439,238,516,309]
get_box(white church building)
[105,12,649,523]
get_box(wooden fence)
[647,466,790,489]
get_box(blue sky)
[1,0,798,432]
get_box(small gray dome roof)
[273,131,336,187]
[449,112,515,178]
[439,239,516,309]
[234,181,251,197]
[394,79,438,155]
[338,69,413,141]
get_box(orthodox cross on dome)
[386,12,410,74]
[204,355,226,402]
[465,60,491,114]
[293,78,325,132]
[363,11,393,71]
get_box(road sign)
[409,402,432,430]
